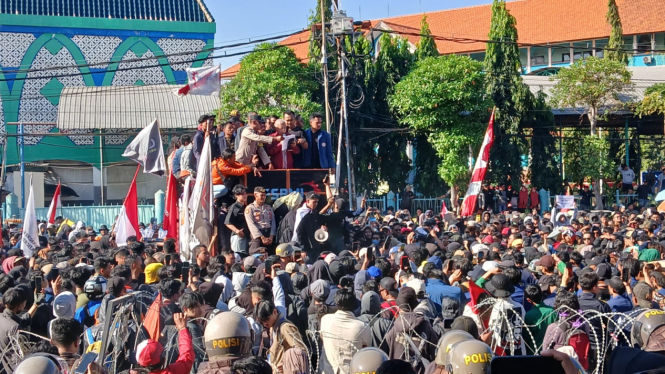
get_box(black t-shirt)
[579,190,594,206]
[636,184,650,200]
[310,130,321,168]
[224,201,249,237]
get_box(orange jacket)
[212,158,251,185]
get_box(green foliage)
[636,83,665,116]
[415,15,439,61]
[605,0,628,64]
[308,0,333,62]
[389,55,489,188]
[579,136,614,180]
[484,0,528,187]
[343,34,413,194]
[549,57,633,135]
[526,91,562,191]
[219,43,321,118]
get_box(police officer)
[446,340,492,374]
[197,311,252,374]
[350,347,388,374]
[13,354,66,374]
[245,187,276,255]
[632,309,665,352]
[423,331,475,374]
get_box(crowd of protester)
[6,185,665,374]
[8,110,665,374]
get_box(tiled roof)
[221,30,312,79]
[221,0,665,77]
[0,0,214,22]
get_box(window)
[531,55,545,65]
[562,53,570,62]
[637,35,652,53]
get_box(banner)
[555,195,575,209]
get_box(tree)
[389,55,490,205]
[308,0,333,63]
[219,43,321,118]
[636,83,665,116]
[527,91,562,192]
[605,0,628,64]
[484,0,528,188]
[577,136,613,209]
[549,57,633,136]
[415,15,439,60]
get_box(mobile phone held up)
[400,255,410,272]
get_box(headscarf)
[144,263,163,284]
[282,348,309,374]
[2,256,17,275]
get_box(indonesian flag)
[175,66,221,96]
[47,183,62,225]
[441,200,448,216]
[116,166,142,246]
[461,109,495,217]
[163,172,178,240]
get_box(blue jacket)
[425,278,462,314]
[303,129,335,168]
[608,294,633,313]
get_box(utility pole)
[320,0,331,132]
[340,47,354,210]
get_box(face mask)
[372,239,380,246]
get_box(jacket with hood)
[381,312,437,373]
[357,292,392,347]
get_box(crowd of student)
[9,182,665,374]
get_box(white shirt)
[618,166,635,184]
[320,310,371,374]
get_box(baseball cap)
[285,262,298,274]
[535,255,555,268]
[136,339,164,366]
[243,256,260,270]
[405,279,426,295]
[607,276,624,291]
[589,256,604,266]
[367,266,382,279]
[634,282,654,308]
[482,261,499,272]
[511,239,523,248]
[379,278,398,297]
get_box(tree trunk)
[451,185,459,214]
[589,106,598,136]
[594,179,604,210]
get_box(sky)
[207,0,495,70]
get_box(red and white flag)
[116,166,142,246]
[162,172,178,240]
[174,66,221,96]
[461,109,495,217]
[47,183,62,225]
[441,200,448,216]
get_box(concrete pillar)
[92,166,107,205]
[6,193,18,219]
[154,190,165,224]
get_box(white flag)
[175,66,221,96]
[21,176,39,258]
[122,118,166,177]
[179,176,193,261]
[188,136,213,252]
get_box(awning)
[57,84,220,130]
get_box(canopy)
[57,84,219,130]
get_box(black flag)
[122,118,166,177]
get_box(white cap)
[405,279,426,295]
[482,261,499,272]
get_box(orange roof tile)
[221,0,665,77]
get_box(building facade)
[0,0,215,206]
